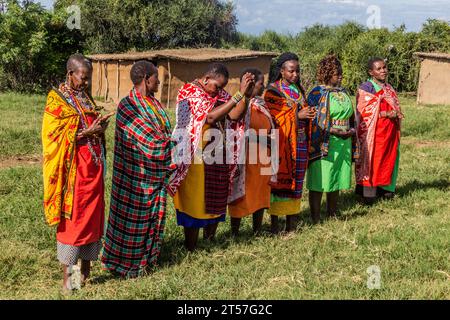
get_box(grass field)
[0,92,449,300]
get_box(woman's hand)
[380,110,404,119]
[298,106,316,120]
[240,73,256,98]
[77,115,111,139]
[330,127,355,139]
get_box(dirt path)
[0,155,42,169]
[402,138,450,149]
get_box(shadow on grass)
[157,223,273,269]
[395,179,449,197]
[92,178,449,282]
[295,178,449,228]
[89,273,119,285]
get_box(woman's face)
[203,75,228,98]
[252,75,265,97]
[369,60,388,82]
[146,68,160,94]
[69,67,92,91]
[281,60,300,84]
[328,67,343,87]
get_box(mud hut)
[87,48,278,107]
[414,52,450,105]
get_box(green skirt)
[307,135,352,193]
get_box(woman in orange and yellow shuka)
[42,54,113,292]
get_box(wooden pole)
[167,59,171,108]
[104,62,109,102]
[116,61,120,102]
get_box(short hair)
[66,53,92,73]
[368,57,386,71]
[130,60,157,85]
[205,63,229,79]
[317,54,342,84]
[240,67,263,81]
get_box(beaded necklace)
[277,80,303,104]
[60,83,103,166]
[144,95,167,132]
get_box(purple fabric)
[359,81,376,94]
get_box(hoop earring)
[65,74,72,89]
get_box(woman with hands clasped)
[307,54,357,224]
[264,53,315,234]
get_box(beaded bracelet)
[232,91,244,104]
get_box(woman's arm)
[206,73,255,124]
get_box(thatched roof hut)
[87,48,278,107]
[414,52,450,105]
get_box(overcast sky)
[38,0,450,35]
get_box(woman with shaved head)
[101,60,175,277]
[355,57,403,204]
[42,53,112,292]
[168,63,255,251]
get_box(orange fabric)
[228,107,271,218]
[264,89,297,191]
[56,113,105,246]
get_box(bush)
[54,0,238,53]
[1,0,449,94]
[230,20,450,93]
[0,0,82,93]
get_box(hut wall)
[91,60,133,103]
[117,62,134,101]
[91,56,274,107]
[160,56,273,108]
[417,58,450,105]
[91,61,103,99]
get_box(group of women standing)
[42,52,402,291]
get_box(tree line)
[0,0,449,93]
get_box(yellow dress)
[267,196,301,216]
[173,124,223,220]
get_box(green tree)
[0,0,82,92]
[54,0,237,53]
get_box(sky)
[38,0,450,35]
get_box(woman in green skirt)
[306,55,357,223]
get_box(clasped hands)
[329,127,356,139]
[298,106,316,120]
[77,112,115,139]
[380,110,404,119]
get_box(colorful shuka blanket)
[168,82,246,213]
[229,96,277,204]
[355,83,401,186]
[307,85,359,163]
[101,88,175,277]
[263,80,310,199]
[42,85,104,226]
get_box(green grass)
[0,93,45,160]
[0,93,449,299]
